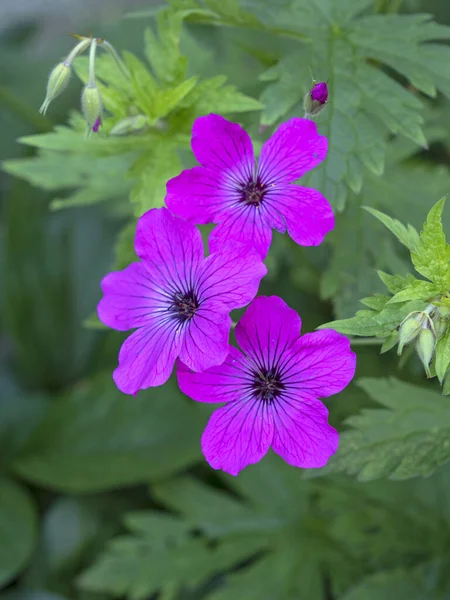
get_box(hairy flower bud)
[109,115,149,136]
[304,81,328,117]
[397,312,424,355]
[432,314,447,340]
[39,62,71,115]
[81,84,103,132]
[416,326,436,377]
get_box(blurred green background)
[3,1,450,599]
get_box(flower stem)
[88,38,98,86]
[349,337,384,346]
[100,40,130,79]
[66,38,91,66]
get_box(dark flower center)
[169,290,199,323]
[239,179,266,207]
[251,368,285,403]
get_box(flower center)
[169,290,199,323]
[239,179,266,207]
[251,368,285,402]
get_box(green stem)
[66,37,91,65]
[349,337,384,346]
[88,38,98,86]
[100,40,131,79]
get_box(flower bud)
[303,81,328,117]
[432,314,447,340]
[109,115,149,136]
[416,326,436,377]
[39,62,71,115]
[81,84,103,132]
[397,313,424,355]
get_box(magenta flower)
[98,208,267,395]
[178,296,356,475]
[165,114,334,259]
[311,82,328,105]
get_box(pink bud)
[92,117,101,133]
[310,82,328,105]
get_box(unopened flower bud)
[397,313,424,355]
[109,115,149,136]
[432,315,447,339]
[39,62,71,115]
[416,326,436,377]
[81,84,103,132]
[303,81,328,117]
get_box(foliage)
[3,0,450,599]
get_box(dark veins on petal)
[239,178,266,207]
[251,367,285,403]
[168,289,199,323]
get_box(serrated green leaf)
[412,197,450,288]
[77,510,264,600]
[129,140,182,214]
[320,300,426,337]
[377,272,417,295]
[435,328,450,384]
[144,11,188,84]
[12,373,206,492]
[311,378,450,481]
[0,478,38,587]
[387,279,440,304]
[341,568,431,600]
[363,206,420,251]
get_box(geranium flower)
[165,114,334,259]
[98,208,267,395]
[178,296,356,475]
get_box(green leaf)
[363,206,420,251]
[77,511,263,599]
[144,12,187,84]
[411,197,450,288]
[311,378,450,481]
[435,327,450,384]
[377,272,416,295]
[129,140,183,214]
[341,569,431,600]
[12,373,206,492]
[254,8,450,210]
[0,478,37,587]
[387,279,441,304]
[320,299,426,337]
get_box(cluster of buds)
[303,80,328,118]
[39,34,128,137]
[397,304,450,377]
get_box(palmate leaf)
[310,378,450,481]
[78,456,347,600]
[254,3,450,211]
[11,372,207,493]
[321,152,450,318]
[79,455,450,599]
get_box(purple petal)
[287,329,356,397]
[113,320,183,394]
[134,207,204,288]
[97,262,164,331]
[177,346,247,403]
[208,208,273,259]
[272,394,338,468]
[264,184,334,246]
[201,398,274,476]
[258,118,327,184]
[180,304,231,372]
[311,82,328,104]
[165,166,232,224]
[197,242,267,309]
[235,296,302,368]
[191,114,255,185]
